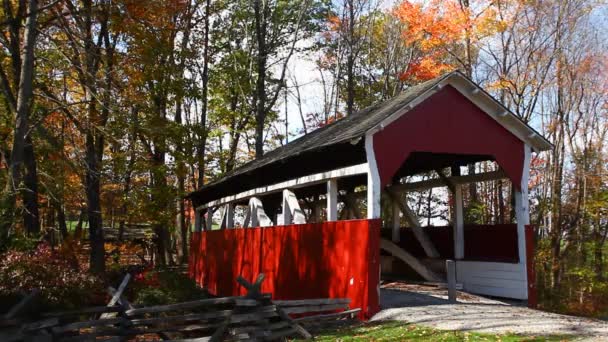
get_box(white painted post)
[454,184,465,259]
[249,198,260,227]
[392,200,400,243]
[243,205,251,228]
[515,145,531,278]
[249,197,273,227]
[365,134,381,219]
[224,203,234,229]
[282,189,306,224]
[282,190,293,225]
[327,179,338,221]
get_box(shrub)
[132,268,207,306]
[0,242,105,311]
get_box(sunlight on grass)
[300,321,572,341]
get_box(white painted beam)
[399,197,440,258]
[198,163,369,209]
[365,134,381,219]
[380,239,442,282]
[393,170,506,193]
[326,179,338,221]
[514,144,531,299]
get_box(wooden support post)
[327,179,338,221]
[454,184,464,259]
[386,190,440,258]
[249,197,273,227]
[220,203,234,229]
[282,189,306,225]
[515,145,531,286]
[365,134,381,219]
[243,205,251,228]
[392,200,400,243]
[446,260,457,303]
[380,239,442,282]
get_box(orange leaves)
[399,55,453,82]
[394,0,501,46]
[393,0,503,81]
[393,0,462,50]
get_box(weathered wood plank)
[281,303,349,314]
[21,317,59,331]
[295,308,361,322]
[229,306,278,324]
[42,305,123,318]
[166,337,211,342]
[129,310,233,326]
[274,298,350,307]
[4,289,40,319]
[52,317,128,334]
[274,305,312,340]
[229,320,286,335]
[380,238,442,282]
[125,297,240,316]
[100,274,131,319]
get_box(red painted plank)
[188,219,381,319]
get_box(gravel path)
[371,284,608,340]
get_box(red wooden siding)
[381,224,520,263]
[372,85,525,189]
[188,219,381,319]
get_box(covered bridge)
[187,71,552,319]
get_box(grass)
[303,321,572,341]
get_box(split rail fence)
[1,274,359,341]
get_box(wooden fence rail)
[0,273,359,341]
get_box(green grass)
[303,321,572,341]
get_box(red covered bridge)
[187,71,552,319]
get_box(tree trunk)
[54,201,68,239]
[253,0,268,159]
[74,208,85,240]
[22,134,40,234]
[345,0,355,116]
[0,0,39,239]
[197,0,210,188]
[86,134,105,274]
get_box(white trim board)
[197,163,369,209]
[456,261,528,300]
